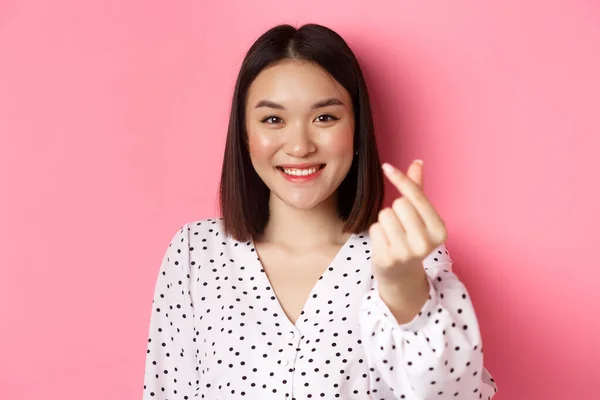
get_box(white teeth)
[282,167,319,176]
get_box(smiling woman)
[245,60,357,217]
[143,23,498,400]
[219,24,384,242]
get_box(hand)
[369,160,448,284]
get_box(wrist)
[376,267,429,324]
[377,261,427,291]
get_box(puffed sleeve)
[143,223,200,399]
[359,243,498,399]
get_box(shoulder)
[160,217,238,273]
[167,216,230,245]
[185,216,226,237]
[166,216,251,254]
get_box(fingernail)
[382,163,394,174]
[414,159,423,165]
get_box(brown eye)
[315,114,339,122]
[261,116,283,124]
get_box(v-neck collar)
[247,233,358,330]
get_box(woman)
[143,23,497,399]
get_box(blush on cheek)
[247,130,278,159]
[320,126,355,156]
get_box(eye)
[261,116,283,124]
[315,114,339,123]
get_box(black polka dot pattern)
[143,218,498,399]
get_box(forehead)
[246,60,351,106]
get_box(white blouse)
[143,218,497,399]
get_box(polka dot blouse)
[143,218,498,399]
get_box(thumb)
[407,159,424,189]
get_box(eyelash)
[316,114,339,122]
[261,116,283,124]
[260,114,339,124]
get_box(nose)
[283,122,317,158]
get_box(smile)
[276,164,325,182]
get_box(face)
[245,60,355,211]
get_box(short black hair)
[219,23,384,242]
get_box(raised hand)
[369,160,448,323]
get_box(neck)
[258,192,349,249]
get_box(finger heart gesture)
[369,160,448,282]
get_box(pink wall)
[1,0,598,398]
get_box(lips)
[276,164,326,182]
[276,163,326,170]
[275,164,326,175]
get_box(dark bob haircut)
[219,23,384,242]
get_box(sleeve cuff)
[371,276,438,332]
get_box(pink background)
[1,0,598,398]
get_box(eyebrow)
[254,97,345,110]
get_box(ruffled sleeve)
[359,243,498,399]
[143,223,200,399]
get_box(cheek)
[320,124,354,156]
[247,129,279,159]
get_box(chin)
[272,190,328,211]
[287,200,321,211]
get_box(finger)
[406,159,424,189]
[369,222,390,265]
[382,162,443,231]
[377,207,410,257]
[392,197,431,255]
[392,197,426,236]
